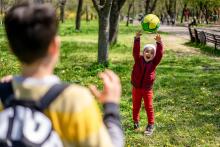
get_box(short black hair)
[4,2,58,64]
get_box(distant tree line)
[0,0,220,63]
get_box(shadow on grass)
[184,42,220,57]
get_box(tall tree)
[85,4,90,22]
[145,0,158,14]
[59,0,66,23]
[75,0,83,30]
[92,0,113,63]
[0,0,3,15]
[165,0,176,25]
[126,3,132,26]
[109,0,126,45]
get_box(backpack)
[0,82,68,147]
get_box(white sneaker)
[144,124,154,136]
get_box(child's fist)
[154,34,162,43]
[135,31,142,38]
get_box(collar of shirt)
[13,75,61,86]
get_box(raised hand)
[89,70,121,104]
[154,34,162,43]
[135,31,142,38]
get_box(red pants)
[132,87,154,124]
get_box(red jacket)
[131,37,163,89]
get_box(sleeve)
[0,82,13,108]
[103,103,124,147]
[133,37,141,62]
[152,42,164,66]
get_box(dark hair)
[4,2,58,64]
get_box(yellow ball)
[141,14,160,32]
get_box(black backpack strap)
[0,82,14,106]
[37,83,69,110]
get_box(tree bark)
[204,6,209,24]
[109,0,126,45]
[85,5,90,22]
[98,16,109,63]
[150,0,158,13]
[75,0,83,30]
[0,0,3,15]
[145,0,150,14]
[92,0,113,64]
[165,0,176,25]
[109,7,119,45]
[60,0,66,23]
[126,3,132,26]
[145,0,157,14]
[132,0,135,19]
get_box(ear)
[48,36,60,56]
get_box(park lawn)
[0,20,220,146]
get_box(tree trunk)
[0,0,2,25]
[109,9,120,45]
[145,0,150,14]
[91,0,113,64]
[86,5,90,22]
[109,0,126,45]
[172,0,176,25]
[204,7,209,24]
[126,3,132,26]
[98,15,109,63]
[181,6,185,23]
[75,0,83,30]
[0,0,3,15]
[60,0,66,23]
[91,13,94,20]
[150,0,158,13]
[132,0,135,19]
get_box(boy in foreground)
[0,2,123,147]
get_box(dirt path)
[159,25,199,54]
[159,25,220,61]
[159,25,190,40]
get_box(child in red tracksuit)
[131,31,163,135]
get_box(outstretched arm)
[90,70,124,147]
[153,34,164,66]
[133,31,142,62]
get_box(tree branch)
[150,0,158,13]
[118,0,126,10]
[145,0,150,14]
[92,0,104,12]
[103,0,113,15]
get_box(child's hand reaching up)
[135,31,142,39]
[154,34,162,43]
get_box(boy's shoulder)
[61,84,94,107]
[9,80,95,113]
[47,83,96,113]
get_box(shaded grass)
[185,42,220,57]
[0,21,220,146]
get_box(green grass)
[185,42,220,57]
[0,20,220,146]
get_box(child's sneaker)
[133,122,139,130]
[144,124,154,136]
